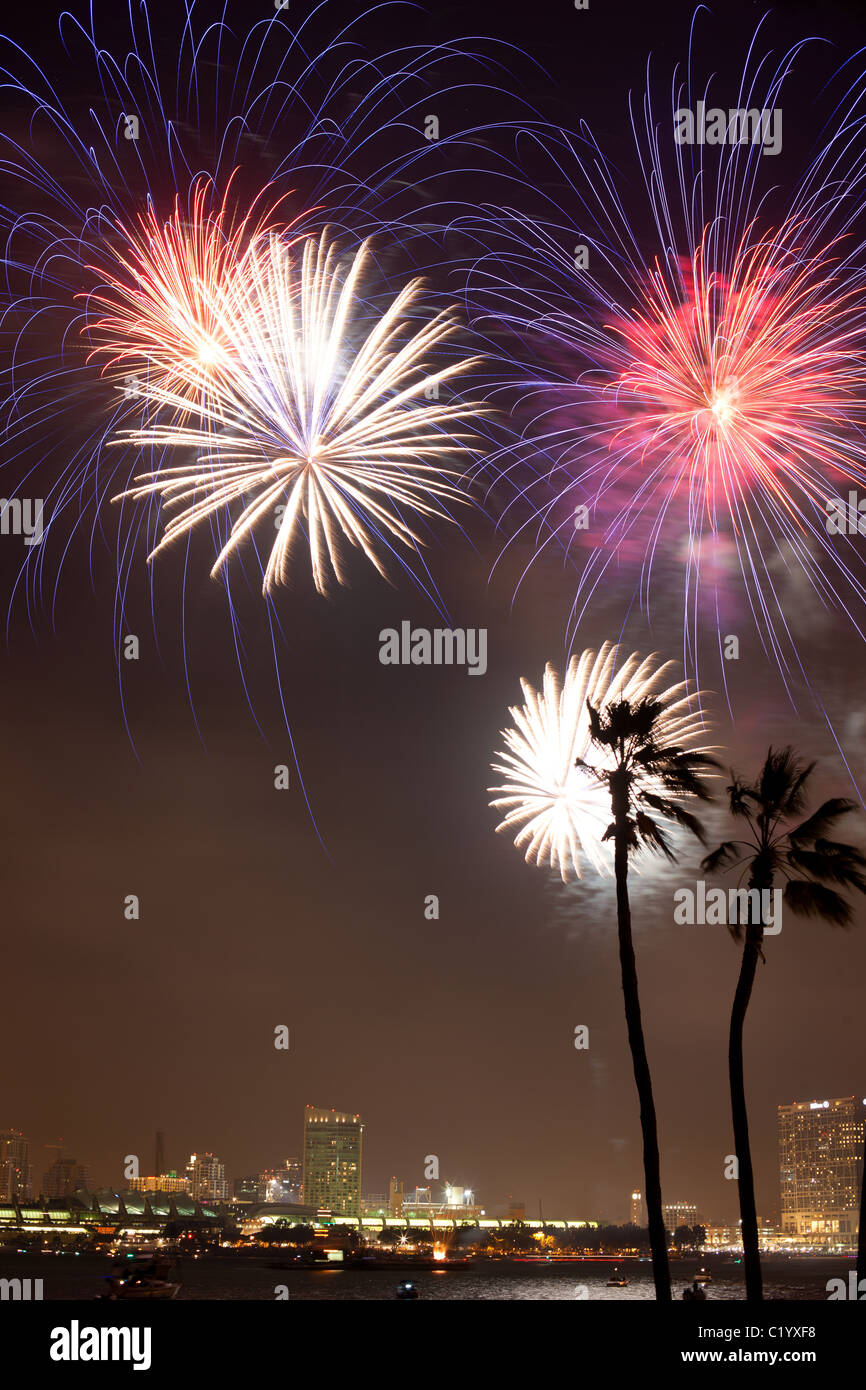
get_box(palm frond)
[758,747,815,816]
[785,845,866,893]
[701,841,742,874]
[783,879,853,926]
[787,799,860,845]
[727,777,758,818]
[640,791,709,843]
[635,811,676,860]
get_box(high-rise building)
[42,1156,90,1198]
[185,1152,228,1202]
[778,1096,864,1241]
[629,1189,644,1226]
[664,1201,699,1234]
[302,1106,363,1217]
[0,1130,32,1201]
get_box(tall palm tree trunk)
[729,879,764,1301]
[612,776,671,1300]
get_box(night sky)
[2,0,865,1227]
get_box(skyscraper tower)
[778,1096,864,1242]
[302,1106,363,1217]
[186,1152,228,1201]
[0,1130,32,1201]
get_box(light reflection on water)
[3,1255,848,1301]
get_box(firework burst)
[489,643,709,881]
[0,0,513,578]
[464,13,866,695]
[82,174,303,408]
[113,231,482,595]
[594,220,866,637]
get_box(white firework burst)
[113,231,482,594]
[489,642,709,881]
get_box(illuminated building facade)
[0,1130,32,1201]
[663,1201,699,1234]
[129,1173,189,1193]
[186,1152,228,1202]
[778,1096,864,1242]
[302,1107,363,1218]
[389,1177,404,1217]
[629,1189,644,1226]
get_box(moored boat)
[98,1252,181,1300]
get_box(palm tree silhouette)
[702,747,866,1301]
[582,695,717,1301]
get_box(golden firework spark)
[113,231,482,594]
[85,174,300,406]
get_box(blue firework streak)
[456,9,866,711]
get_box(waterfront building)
[778,1096,864,1242]
[663,1201,699,1234]
[629,1189,644,1226]
[129,1172,189,1193]
[0,1130,32,1200]
[302,1107,363,1218]
[186,1152,228,1202]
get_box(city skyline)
[5,1089,862,1231]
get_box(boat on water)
[396,1281,420,1300]
[607,1269,630,1287]
[693,1268,712,1284]
[683,1282,708,1301]
[98,1252,181,1301]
